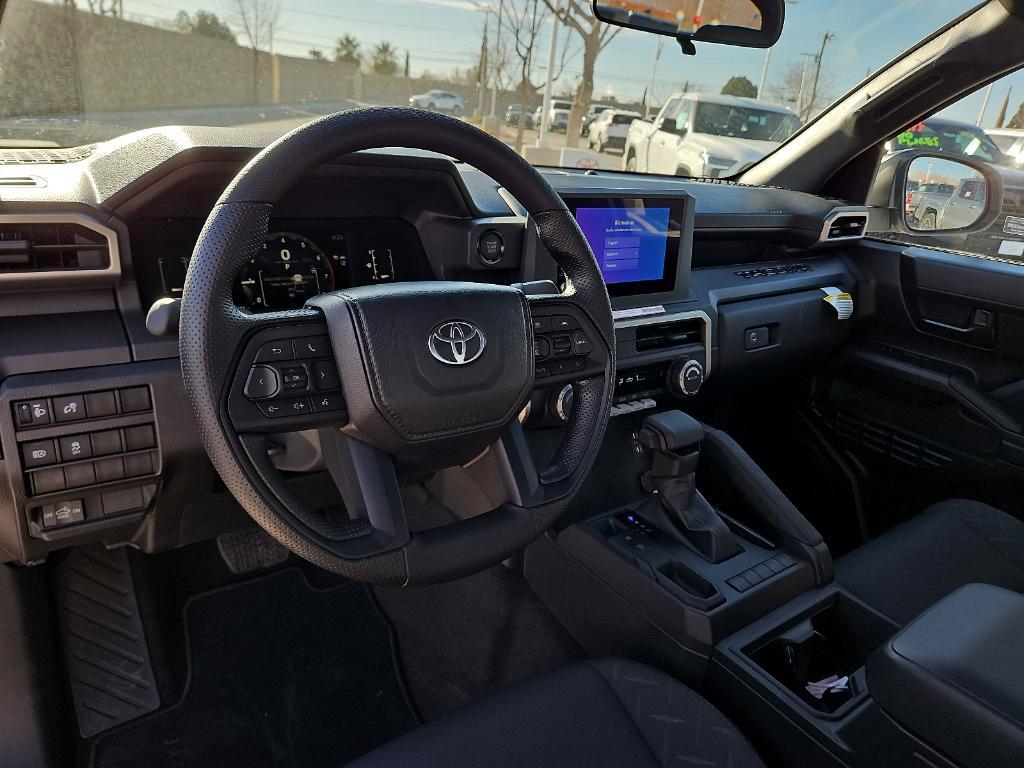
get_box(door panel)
[809,239,1024,530]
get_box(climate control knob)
[670,358,704,397]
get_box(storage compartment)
[717,288,853,380]
[744,591,895,715]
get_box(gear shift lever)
[637,411,741,563]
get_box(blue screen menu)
[575,206,671,285]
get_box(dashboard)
[0,126,868,567]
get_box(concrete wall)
[0,0,356,118]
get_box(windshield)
[692,103,800,142]
[0,0,990,178]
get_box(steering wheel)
[179,107,615,585]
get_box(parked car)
[987,127,1024,168]
[408,89,463,114]
[906,181,957,229]
[587,108,642,152]
[937,176,987,230]
[580,104,614,136]
[504,104,524,126]
[885,116,1006,165]
[623,93,801,177]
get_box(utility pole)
[976,82,994,127]
[490,0,504,118]
[646,37,665,117]
[478,18,489,118]
[537,0,562,148]
[804,31,833,121]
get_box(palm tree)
[371,41,399,76]
[335,34,361,69]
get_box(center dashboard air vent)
[635,317,703,352]
[0,145,97,165]
[0,214,120,287]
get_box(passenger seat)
[837,499,1024,625]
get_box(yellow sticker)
[821,286,853,320]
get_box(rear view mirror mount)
[592,0,784,55]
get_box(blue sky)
[126,0,1023,125]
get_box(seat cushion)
[346,659,764,768]
[837,499,1024,625]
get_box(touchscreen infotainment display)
[563,195,690,300]
[575,206,671,285]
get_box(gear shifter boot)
[640,411,742,563]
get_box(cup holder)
[744,593,896,715]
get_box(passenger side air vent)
[635,317,703,351]
[0,145,97,165]
[0,216,117,284]
[819,208,869,244]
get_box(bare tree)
[769,62,833,121]
[543,0,620,147]
[224,0,281,105]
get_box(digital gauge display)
[239,233,335,310]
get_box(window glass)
[868,68,1024,261]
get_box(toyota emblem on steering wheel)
[428,320,486,365]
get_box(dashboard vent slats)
[0,222,111,273]
[0,145,97,165]
[827,214,867,240]
[735,264,812,279]
[635,318,703,352]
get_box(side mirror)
[593,0,784,50]
[659,118,685,136]
[867,150,1003,235]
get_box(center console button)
[64,462,97,489]
[59,435,92,461]
[85,391,118,418]
[22,440,57,468]
[32,467,66,495]
[91,430,123,456]
[42,499,84,528]
[244,366,281,400]
[119,387,152,413]
[53,394,85,422]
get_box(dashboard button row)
[13,386,151,430]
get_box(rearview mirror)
[868,151,1003,235]
[592,0,784,50]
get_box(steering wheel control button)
[22,440,57,468]
[41,499,85,528]
[85,391,118,418]
[58,435,92,461]
[255,340,293,363]
[53,394,85,423]
[477,230,505,265]
[551,334,572,356]
[552,315,578,332]
[244,366,281,400]
[532,316,553,334]
[258,397,311,418]
[312,360,341,390]
[294,335,331,359]
[119,387,152,413]
[311,393,344,412]
[554,359,585,375]
[534,337,550,360]
[280,366,309,392]
[535,364,551,378]
[572,331,594,356]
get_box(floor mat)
[90,568,418,768]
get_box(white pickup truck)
[623,93,801,178]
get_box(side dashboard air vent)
[0,218,113,274]
[735,264,812,279]
[0,175,47,188]
[0,145,97,165]
[819,208,869,244]
[635,317,703,352]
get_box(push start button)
[477,230,505,265]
